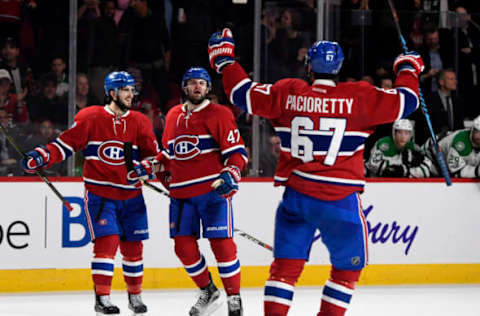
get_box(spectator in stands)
[379,76,393,89]
[0,0,37,41]
[453,5,480,119]
[78,0,101,20]
[51,56,68,98]
[22,118,66,176]
[27,72,67,129]
[76,73,99,112]
[0,108,23,176]
[0,68,29,124]
[0,37,31,99]
[121,0,171,106]
[415,69,464,144]
[259,135,281,177]
[424,115,480,178]
[366,119,432,178]
[419,25,453,96]
[269,8,308,80]
[87,0,122,102]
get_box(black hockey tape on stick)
[123,142,170,197]
[386,0,451,186]
[0,124,73,211]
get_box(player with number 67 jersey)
[209,28,423,316]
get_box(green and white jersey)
[366,136,432,178]
[438,129,480,178]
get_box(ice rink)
[0,285,479,316]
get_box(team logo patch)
[379,143,390,152]
[454,141,465,152]
[98,219,107,226]
[351,256,361,266]
[97,140,125,166]
[174,135,201,160]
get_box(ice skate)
[227,294,243,316]
[128,293,147,315]
[189,280,222,316]
[95,294,120,315]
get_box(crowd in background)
[0,0,479,178]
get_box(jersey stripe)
[230,78,252,112]
[397,87,419,119]
[292,170,365,187]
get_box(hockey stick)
[386,0,452,186]
[234,228,273,251]
[234,228,322,252]
[123,142,170,197]
[0,124,73,211]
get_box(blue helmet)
[104,71,135,96]
[306,41,344,75]
[182,67,211,89]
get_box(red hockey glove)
[393,51,424,77]
[127,159,155,184]
[211,165,241,198]
[21,146,50,174]
[208,28,235,73]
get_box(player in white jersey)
[366,119,432,177]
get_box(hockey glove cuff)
[208,28,235,73]
[127,159,156,184]
[393,51,424,77]
[21,145,50,174]
[212,165,241,198]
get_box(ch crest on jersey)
[97,140,125,166]
[174,135,201,160]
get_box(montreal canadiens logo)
[174,135,201,160]
[98,140,125,166]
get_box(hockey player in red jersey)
[135,67,247,316]
[21,71,159,315]
[208,28,424,316]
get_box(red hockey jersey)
[45,105,159,200]
[222,62,420,201]
[156,100,248,199]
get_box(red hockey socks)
[174,236,210,288]
[209,238,241,295]
[92,235,119,295]
[120,240,144,294]
[264,258,306,316]
[317,267,362,316]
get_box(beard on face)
[187,91,207,105]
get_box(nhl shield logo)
[351,256,361,266]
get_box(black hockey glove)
[381,165,408,177]
[402,150,425,168]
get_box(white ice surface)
[0,285,479,316]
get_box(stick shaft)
[0,124,73,211]
[386,0,452,186]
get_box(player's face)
[116,85,135,107]
[394,130,412,149]
[472,130,480,147]
[185,79,209,105]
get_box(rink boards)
[0,178,479,292]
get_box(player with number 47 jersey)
[209,28,423,316]
[154,67,248,316]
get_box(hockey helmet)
[182,67,212,90]
[104,71,135,96]
[306,41,344,75]
[472,115,480,131]
[392,119,414,138]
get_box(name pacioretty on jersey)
[285,95,354,114]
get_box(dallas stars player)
[366,119,432,177]
[430,115,480,177]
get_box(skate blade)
[199,300,224,316]
[131,312,146,316]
